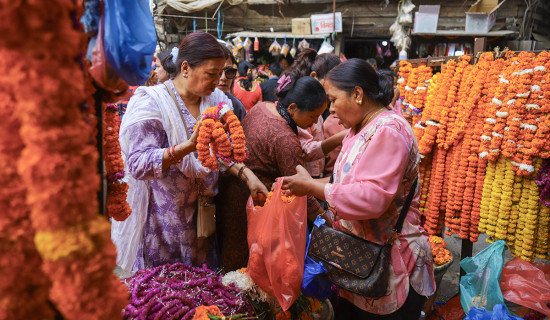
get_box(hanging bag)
[164,83,216,239]
[307,178,418,297]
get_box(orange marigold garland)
[196,102,247,170]
[103,103,131,221]
[0,51,54,319]
[414,72,440,142]
[10,1,129,319]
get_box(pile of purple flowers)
[122,263,253,319]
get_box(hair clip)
[171,47,179,64]
[277,74,291,92]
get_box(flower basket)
[434,254,454,283]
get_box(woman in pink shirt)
[283,59,435,319]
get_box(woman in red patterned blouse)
[216,75,329,271]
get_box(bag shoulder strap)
[328,174,418,234]
[393,178,418,234]
[163,82,190,140]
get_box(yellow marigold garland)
[535,205,550,259]
[196,103,247,170]
[9,1,129,318]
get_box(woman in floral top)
[282,59,435,318]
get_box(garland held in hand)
[196,102,247,170]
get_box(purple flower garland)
[122,263,253,320]
[535,159,550,207]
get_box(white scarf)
[111,83,230,272]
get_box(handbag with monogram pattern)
[307,178,418,297]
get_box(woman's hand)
[247,176,269,202]
[281,165,314,197]
[188,119,202,150]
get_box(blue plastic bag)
[301,216,332,300]
[464,304,523,320]
[103,0,157,85]
[460,240,507,315]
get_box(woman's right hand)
[187,119,202,151]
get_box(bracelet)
[167,145,182,164]
[237,165,248,181]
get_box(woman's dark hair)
[221,45,237,66]
[238,61,254,91]
[268,61,283,77]
[157,48,178,78]
[174,31,228,74]
[326,58,394,107]
[284,48,317,78]
[277,76,326,112]
[311,53,341,79]
[275,75,327,134]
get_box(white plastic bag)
[269,39,281,56]
[298,39,310,51]
[318,40,334,54]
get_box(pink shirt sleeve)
[324,126,410,220]
[298,117,325,162]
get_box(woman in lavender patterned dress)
[111,32,268,274]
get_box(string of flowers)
[506,175,523,244]
[196,102,247,170]
[123,263,253,319]
[418,61,456,155]
[402,64,420,124]
[514,159,542,261]
[478,159,497,234]
[495,159,515,241]
[424,147,447,235]
[11,1,129,318]
[103,103,131,221]
[413,72,439,142]
[397,60,413,116]
[479,51,517,161]
[469,54,507,242]
[534,205,550,260]
[418,152,433,217]
[0,51,54,319]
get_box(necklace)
[360,108,385,130]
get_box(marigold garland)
[428,236,452,266]
[8,1,129,318]
[196,102,247,170]
[0,50,53,319]
[103,103,131,221]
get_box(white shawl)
[111,83,231,272]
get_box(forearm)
[306,179,328,201]
[320,130,347,155]
[161,140,196,171]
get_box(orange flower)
[196,104,248,169]
[192,305,224,320]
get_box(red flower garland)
[103,103,131,221]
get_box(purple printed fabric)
[115,80,232,273]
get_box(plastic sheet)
[246,178,307,311]
[464,304,523,320]
[500,257,550,316]
[460,240,506,315]
[301,216,332,300]
[89,13,129,101]
[103,0,156,86]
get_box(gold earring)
[357,99,362,104]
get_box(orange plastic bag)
[500,257,550,316]
[246,178,307,311]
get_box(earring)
[357,99,362,104]
[183,73,188,78]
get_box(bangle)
[237,165,248,181]
[167,145,181,164]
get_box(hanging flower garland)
[418,61,455,155]
[0,51,53,319]
[413,72,439,142]
[196,102,247,170]
[9,1,129,318]
[103,103,131,221]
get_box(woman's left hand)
[281,165,314,197]
[247,176,269,202]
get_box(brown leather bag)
[307,178,418,297]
